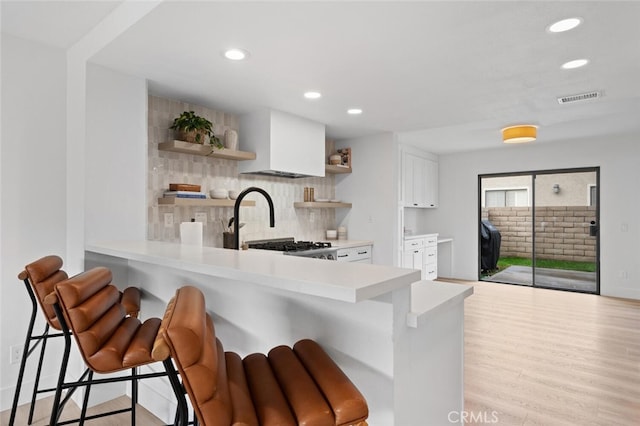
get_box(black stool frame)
[10,269,191,426]
[48,299,189,426]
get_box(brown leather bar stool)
[153,285,369,426]
[44,266,185,426]
[9,255,141,426]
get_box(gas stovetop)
[247,237,333,253]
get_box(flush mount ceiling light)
[561,58,589,69]
[347,108,363,115]
[502,125,537,144]
[223,48,249,61]
[548,17,582,33]
[304,91,322,99]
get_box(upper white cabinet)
[424,157,438,207]
[401,149,438,208]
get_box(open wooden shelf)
[325,164,352,174]
[158,140,256,161]
[158,198,256,207]
[293,202,352,209]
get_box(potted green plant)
[169,111,223,149]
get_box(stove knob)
[327,254,335,260]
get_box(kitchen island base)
[86,242,471,425]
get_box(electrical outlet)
[164,213,174,227]
[194,212,207,224]
[10,344,23,365]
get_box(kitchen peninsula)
[86,240,472,425]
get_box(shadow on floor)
[483,265,597,293]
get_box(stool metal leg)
[49,303,72,426]
[131,367,138,426]
[79,370,93,426]
[164,359,188,426]
[27,324,50,424]
[9,278,40,426]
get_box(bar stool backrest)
[154,285,233,425]
[19,255,69,330]
[49,267,129,372]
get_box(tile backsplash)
[147,95,336,247]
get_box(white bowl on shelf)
[315,198,329,203]
[228,190,240,200]
[330,199,341,203]
[210,189,228,199]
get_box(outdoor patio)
[484,265,597,293]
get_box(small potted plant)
[169,111,223,149]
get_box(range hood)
[238,109,325,178]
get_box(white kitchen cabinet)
[336,245,372,263]
[423,241,438,280]
[402,237,425,278]
[402,245,424,275]
[402,151,438,208]
[403,234,438,280]
[423,157,438,208]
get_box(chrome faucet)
[233,187,275,250]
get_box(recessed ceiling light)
[224,48,249,61]
[561,59,589,69]
[548,17,582,33]
[304,91,322,99]
[347,108,362,115]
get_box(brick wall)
[482,207,596,262]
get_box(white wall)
[427,134,640,299]
[0,39,149,412]
[0,34,68,409]
[336,133,399,266]
[85,63,148,244]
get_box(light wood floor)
[1,395,164,425]
[462,280,640,425]
[4,281,639,425]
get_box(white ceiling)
[3,1,640,154]
[1,1,122,49]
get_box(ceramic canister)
[224,129,238,150]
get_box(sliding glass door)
[479,168,599,294]
[480,173,533,285]
[532,170,599,292]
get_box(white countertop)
[403,233,438,240]
[406,280,473,328]
[403,233,453,244]
[328,239,373,249]
[86,241,418,303]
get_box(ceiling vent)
[557,91,601,104]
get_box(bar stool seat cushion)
[267,345,334,425]
[224,352,259,426]
[294,339,368,426]
[156,286,369,426]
